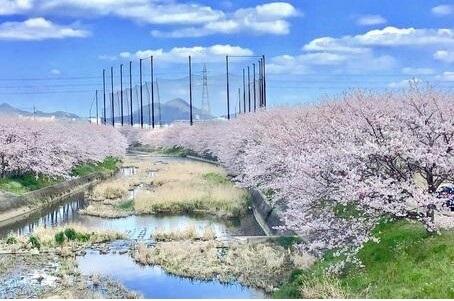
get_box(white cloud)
[151,2,298,37]
[356,14,387,26]
[388,78,421,88]
[433,50,454,63]
[118,44,253,62]
[401,67,435,75]
[436,71,454,81]
[432,5,454,16]
[0,0,33,15]
[0,17,89,40]
[50,68,61,75]
[303,37,370,54]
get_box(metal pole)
[247,66,251,113]
[129,61,133,126]
[150,56,155,128]
[262,55,267,107]
[103,69,106,124]
[120,64,124,126]
[139,58,143,128]
[189,56,193,126]
[110,66,114,126]
[95,90,99,125]
[156,77,162,127]
[226,55,230,120]
[259,59,263,107]
[242,69,246,113]
[253,63,256,112]
[238,88,241,115]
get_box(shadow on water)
[77,251,266,299]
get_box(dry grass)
[152,225,215,241]
[299,275,348,298]
[79,203,133,218]
[133,240,313,292]
[134,162,248,217]
[90,179,129,201]
[1,224,125,250]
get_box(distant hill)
[111,98,213,125]
[0,103,79,119]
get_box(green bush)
[6,236,17,245]
[54,231,65,245]
[64,228,77,240]
[76,232,91,242]
[28,235,41,249]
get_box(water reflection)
[77,251,266,299]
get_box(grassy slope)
[274,220,454,298]
[0,157,119,195]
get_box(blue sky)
[0,0,453,117]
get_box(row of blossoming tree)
[0,117,127,179]
[141,85,453,266]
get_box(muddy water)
[77,251,266,299]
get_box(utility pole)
[139,58,143,128]
[262,55,267,107]
[242,69,246,113]
[189,56,193,126]
[156,77,162,127]
[226,56,230,120]
[201,64,210,115]
[150,56,155,128]
[111,66,114,126]
[238,88,241,115]
[95,90,99,124]
[247,66,251,113]
[129,61,133,126]
[253,63,256,112]
[120,64,124,126]
[103,69,106,124]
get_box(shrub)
[28,235,41,249]
[55,231,65,245]
[64,228,77,241]
[6,236,17,245]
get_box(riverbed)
[0,154,267,299]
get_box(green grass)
[0,174,59,195]
[202,172,229,185]
[0,157,120,195]
[71,156,120,177]
[115,199,134,210]
[274,219,454,298]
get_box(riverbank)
[0,158,120,228]
[274,220,454,298]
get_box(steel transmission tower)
[201,64,211,114]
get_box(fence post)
[226,55,230,120]
[189,56,193,126]
[110,66,114,126]
[139,58,143,129]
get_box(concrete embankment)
[0,171,115,227]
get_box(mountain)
[112,98,213,125]
[0,103,79,119]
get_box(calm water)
[77,251,266,299]
[0,194,264,239]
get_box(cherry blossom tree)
[140,85,453,260]
[0,117,127,178]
